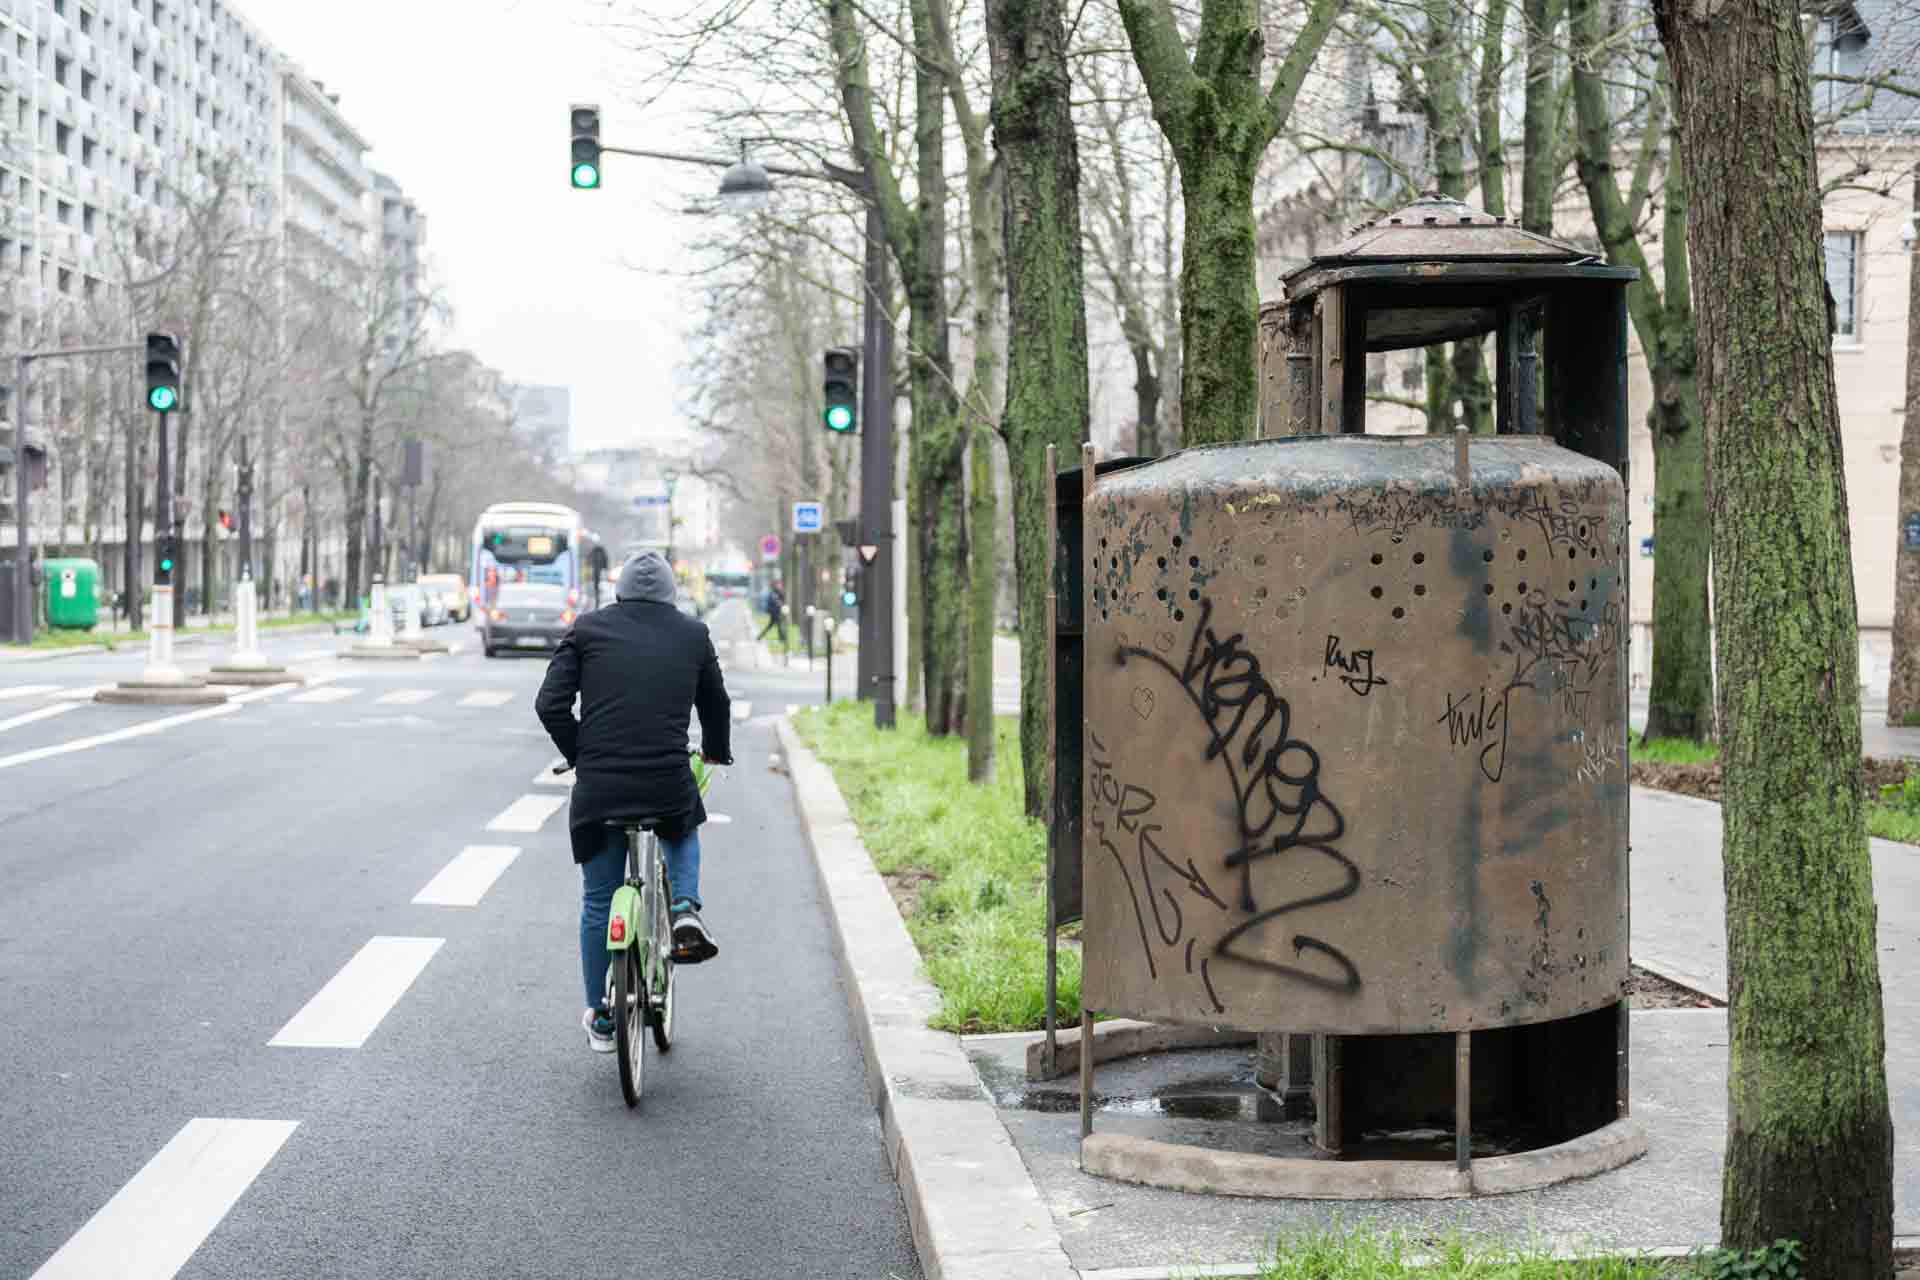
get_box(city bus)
[469,502,602,615]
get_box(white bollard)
[368,578,394,648]
[142,583,186,684]
[401,582,425,642]
[227,577,269,669]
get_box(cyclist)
[536,549,732,1053]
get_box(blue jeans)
[579,825,701,1008]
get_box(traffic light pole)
[145,405,185,683]
[858,199,897,729]
[4,340,147,645]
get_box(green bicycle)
[575,751,718,1109]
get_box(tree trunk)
[1520,0,1564,236]
[1642,359,1712,740]
[123,417,144,631]
[966,427,997,781]
[1174,149,1262,446]
[1885,170,1920,724]
[1133,343,1161,456]
[988,0,1092,816]
[1654,0,1893,1268]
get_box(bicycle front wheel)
[614,944,645,1108]
[651,864,676,1053]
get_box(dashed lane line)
[0,683,60,701]
[28,1117,300,1280]
[268,937,445,1049]
[0,702,81,734]
[459,689,514,708]
[731,701,752,721]
[373,688,435,706]
[412,845,522,907]
[485,793,568,833]
[288,686,357,704]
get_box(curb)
[776,718,1077,1280]
[0,620,343,665]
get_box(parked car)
[482,582,575,657]
[419,573,469,623]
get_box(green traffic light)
[149,385,178,412]
[825,405,854,432]
[159,558,174,573]
[571,162,600,189]
[841,590,857,607]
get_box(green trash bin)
[45,558,100,630]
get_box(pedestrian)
[757,580,787,646]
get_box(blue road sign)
[793,501,825,534]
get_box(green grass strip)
[1241,1225,1678,1278]
[793,700,1077,1033]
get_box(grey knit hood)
[614,550,676,604]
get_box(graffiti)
[1438,685,1517,783]
[1324,635,1388,696]
[1574,723,1625,784]
[1333,487,1484,542]
[1507,592,1621,722]
[1115,599,1362,995]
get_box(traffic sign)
[632,494,670,510]
[760,534,782,562]
[857,544,879,565]
[792,501,825,534]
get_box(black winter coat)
[534,600,733,863]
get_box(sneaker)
[582,1004,615,1053]
[670,902,719,964]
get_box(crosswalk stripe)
[0,683,60,701]
[374,689,435,706]
[0,702,81,734]
[413,845,522,906]
[486,793,567,832]
[291,647,335,661]
[269,936,444,1049]
[289,686,357,704]
[535,758,575,787]
[29,1117,300,1280]
[459,689,513,708]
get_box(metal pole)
[12,353,29,644]
[860,197,896,729]
[237,434,254,581]
[407,483,418,582]
[825,619,834,703]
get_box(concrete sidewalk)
[781,715,1920,1278]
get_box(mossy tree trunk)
[1886,170,1920,725]
[967,427,998,781]
[1569,10,1713,742]
[1117,0,1342,447]
[1653,0,1894,1269]
[987,0,1092,816]
[829,0,967,735]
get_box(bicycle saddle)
[603,815,672,832]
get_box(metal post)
[825,617,834,703]
[1043,443,1059,1077]
[145,407,183,682]
[227,433,267,668]
[237,434,254,582]
[859,198,896,729]
[11,353,29,645]
[1078,1007,1094,1141]
[1455,1030,1473,1174]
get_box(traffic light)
[217,510,232,532]
[823,346,857,433]
[570,104,601,189]
[841,568,859,609]
[156,535,178,577]
[145,332,181,413]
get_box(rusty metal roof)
[1309,193,1592,266]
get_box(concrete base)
[397,636,451,654]
[1027,1019,1253,1082]
[340,644,422,661]
[95,680,230,706]
[206,666,305,686]
[1080,1116,1648,1202]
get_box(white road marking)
[0,702,81,733]
[48,685,106,700]
[269,937,444,1049]
[412,845,522,906]
[707,813,733,824]
[289,686,357,704]
[785,704,798,715]
[535,759,575,787]
[227,682,299,705]
[486,793,568,832]
[731,701,752,721]
[0,683,60,701]
[374,688,435,706]
[0,702,242,772]
[292,647,335,661]
[459,689,513,708]
[29,1117,299,1280]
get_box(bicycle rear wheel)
[651,855,676,1052]
[614,942,645,1108]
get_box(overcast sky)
[232,0,712,456]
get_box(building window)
[55,122,72,155]
[82,204,95,234]
[57,200,72,225]
[54,55,70,87]
[1823,230,1862,341]
[78,9,92,34]
[81,136,95,166]
[81,70,95,101]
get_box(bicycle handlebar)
[550,753,734,777]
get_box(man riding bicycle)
[536,550,732,1053]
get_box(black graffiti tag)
[1325,635,1388,696]
[1118,599,1362,995]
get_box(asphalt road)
[0,604,920,1279]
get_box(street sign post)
[792,501,824,534]
[759,534,781,562]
